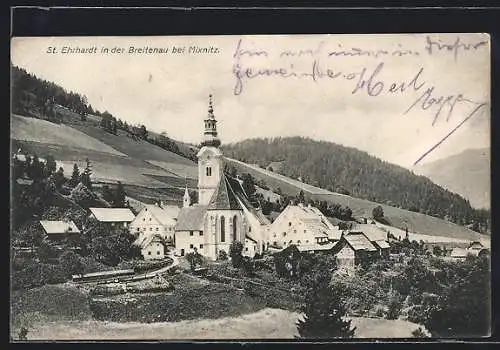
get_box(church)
[174,95,271,260]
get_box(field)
[11,115,125,156]
[11,115,197,190]
[17,307,426,340]
[225,158,488,243]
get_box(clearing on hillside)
[11,115,125,156]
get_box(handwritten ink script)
[232,36,488,165]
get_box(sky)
[11,34,490,169]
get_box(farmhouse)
[89,207,135,228]
[332,232,379,275]
[129,203,180,241]
[174,95,271,260]
[40,220,80,241]
[350,223,391,258]
[133,234,166,260]
[268,203,342,252]
[450,242,489,261]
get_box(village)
[10,94,491,340]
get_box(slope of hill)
[225,158,486,242]
[11,114,125,156]
[222,137,488,229]
[11,115,197,189]
[413,148,490,210]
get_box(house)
[267,203,342,252]
[450,248,468,261]
[350,223,391,258]
[133,234,166,260]
[174,95,271,260]
[255,186,281,203]
[88,207,135,228]
[450,242,490,261]
[332,232,378,275]
[129,203,180,242]
[40,220,80,241]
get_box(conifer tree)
[296,280,356,339]
[70,163,80,187]
[113,181,126,207]
[81,158,93,190]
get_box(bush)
[412,327,429,338]
[229,241,244,267]
[217,250,228,261]
[386,297,402,320]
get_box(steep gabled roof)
[133,234,164,249]
[343,232,378,252]
[40,220,80,235]
[175,205,207,231]
[226,175,271,225]
[89,208,135,222]
[143,205,180,226]
[207,175,243,210]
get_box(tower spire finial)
[201,93,221,147]
[208,94,214,118]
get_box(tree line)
[223,137,490,232]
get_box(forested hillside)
[223,137,489,231]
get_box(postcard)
[10,33,491,341]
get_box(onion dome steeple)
[201,94,221,148]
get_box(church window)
[248,226,252,232]
[206,167,212,176]
[221,216,226,242]
[233,216,237,241]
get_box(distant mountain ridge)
[413,148,490,210]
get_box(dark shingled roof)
[207,175,243,210]
[175,205,208,231]
[226,176,271,225]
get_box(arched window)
[220,216,225,242]
[206,167,212,176]
[233,215,237,241]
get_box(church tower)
[183,184,191,208]
[197,94,224,205]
